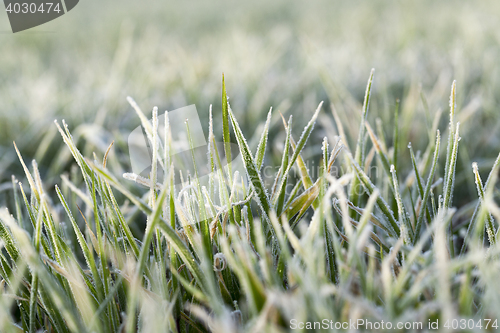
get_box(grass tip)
[472,162,479,173]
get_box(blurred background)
[1,0,500,211]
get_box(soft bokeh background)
[1,0,500,209]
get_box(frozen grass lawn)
[1,74,500,332]
[1,0,500,331]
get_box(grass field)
[1,0,500,332]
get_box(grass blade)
[222,74,232,183]
[460,152,500,255]
[255,108,272,170]
[273,115,292,215]
[390,165,414,244]
[273,102,323,209]
[414,130,441,239]
[472,162,496,245]
[349,69,375,209]
[443,81,457,195]
[346,153,400,238]
[228,109,270,215]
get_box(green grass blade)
[13,142,39,202]
[273,115,292,215]
[408,143,424,198]
[273,102,323,210]
[284,179,320,221]
[365,122,393,187]
[393,99,400,168]
[408,142,434,232]
[443,81,456,193]
[442,121,460,256]
[346,153,400,238]
[0,219,20,263]
[255,108,272,170]
[29,197,44,333]
[11,176,23,229]
[349,69,374,208]
[281,114,315,199]
[55,186,104,298]
[414,130,441,239]
[390,165,414,244]
[185,120,211,260]
[228,109,271,215]
[331,103,349,153]
[126,182,169,333]
[472,162,496,244]
[126,97,165,171]
[460,152,500,255]
[443,121,459,209]
[208,106,216,198]
[222,74,232,183]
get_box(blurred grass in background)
[1,0,499,208]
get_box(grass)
[1,2,500,331]
[1,73,500,332]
